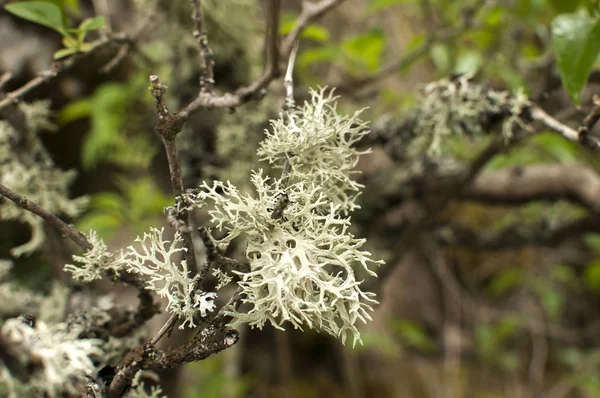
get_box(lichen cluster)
[0,101,88,257]
[413,74,530,155]
[191,88,382,345]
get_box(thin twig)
[0,33,130,111]
[0,72,11,92]
[190,0,215,91]
[148,75,198,275]
[530,105,600,150]
[150,314,178,346]
[234,0,282,100]
[0,183,91,251]
[283,41,299,111]
[281,41,300,184]
[281,0,344,59]
[372,137,510,289]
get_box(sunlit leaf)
[551,13,600,104]
[341,28,385,73]
[4,1,67,35]
[53,47,78,59]
[58,98,92,125]
[79,16,105,31]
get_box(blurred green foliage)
[59,73,156,170]
[77,177,172,239]
[4,1,104,59]
[183,355,253,398]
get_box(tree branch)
[530,104,600,151]
[281,0,344,59]
[437,214,600,250]
[0,183,91,251]
[463,164,600,211]
[149,75,198,275]
[190,0,215,91]
[0,33,131,111]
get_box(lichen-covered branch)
[0,182,91,251]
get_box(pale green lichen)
[124,228,217,328]
[413,74,530,155]
[192,88,382,346]
[258,88,370,213]
[64,230,123,282]
[127,371,166,398]
[0,102,88,257]
[65,228,217,328]
[1,318,103,397]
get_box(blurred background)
[3,0,600,397]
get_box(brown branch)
[281,0,344,59]
[0,72,11,92]
[149,75,198,275]
[234,0,282,100]
[0,33,131,111]
[0,183,91,251]
[463,164,600,211]
[0,183,157,329]
[372,137,510,288]
[190,0,215,91]
[437,214,600,250]
[108,324,238,397]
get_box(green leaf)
[301,24,330,43]
[487,268,524,297]
[53,47,78,59]
[429,43,452,74]
[58,98,92,125]
[61,34,78,48]
[455,51,482,74]
[79,16,105,31]
[551,13,600,104]
[341,28,385,73]
[391,319,435,352]
[4,1,67,35]
[298,45,339,68]
[584,261,600,291]
[78,42,93,52]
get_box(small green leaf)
[487,268,524,297]
[584,261,600,291]
[430,43,452,74]
[391,319,435,352]
[455,51,482,74]
[53,47,78,60]
[299,45,339,68]
[62,34,78,48]
[301,24,330,43]
[78,42,93,52]
[341,28,385,73]
[551,13,600,104]
[4,1,67,35]
[79,16,105,32]
[58,98,92,125]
